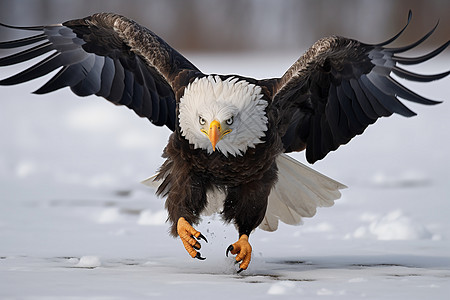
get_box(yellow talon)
[177,217,207,260]
[226,234,252,272]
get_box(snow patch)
[86,173,118,188]
[316,288,334,296]
[75,256,101,268]
[301,222,334,233]
[371,171,430,188]
[137,209,167,225]
[347,210,433,240]
[15,160,37,178]
[97,208,123,224]
[348,277,368,283]
[358,212,379,223]
[317,288,346,296]
[267,281,296,295]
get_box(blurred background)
[0,0,449,52]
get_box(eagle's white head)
[179,75,268,157]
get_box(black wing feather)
[96,56,115,97]
[393,41,450,65]
[130,80,144,116]
[271,11,448,163]
[0,33,47,48]
[70,55,102,96]
[120,69,135,106]
[0,13,202,131]
[0,51,64,85]
[391,65,450,82]
[107,58,126,102]
[0,42,53,66]
[348,78,379,120]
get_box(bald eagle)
[0,11,448,272]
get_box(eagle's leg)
[226,234,252,272]
[222,166,277,272]
[161,158,209,260]
[177,217,208,260]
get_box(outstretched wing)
[0,13,203,131]
[270,11,449,163]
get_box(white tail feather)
[141,174,160,189]
[259,154,347,232]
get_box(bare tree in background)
[0,0,448,51]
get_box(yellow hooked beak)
[201,120,232,151]
[208,120,221,151]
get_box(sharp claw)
[226,235,251,272]
[226,245,234,257]
[195,252,206,260]
[197,233,208,243]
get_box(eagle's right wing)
[0,13,203,131]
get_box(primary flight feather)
[0,11,448,272]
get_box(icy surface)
[0,52,449,299]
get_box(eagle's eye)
[199,116,206,125]
[225,116,234,126]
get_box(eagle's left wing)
[269,11,449,163]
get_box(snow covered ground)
[0,50,449,299]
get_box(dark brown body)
[156,98,284,237]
